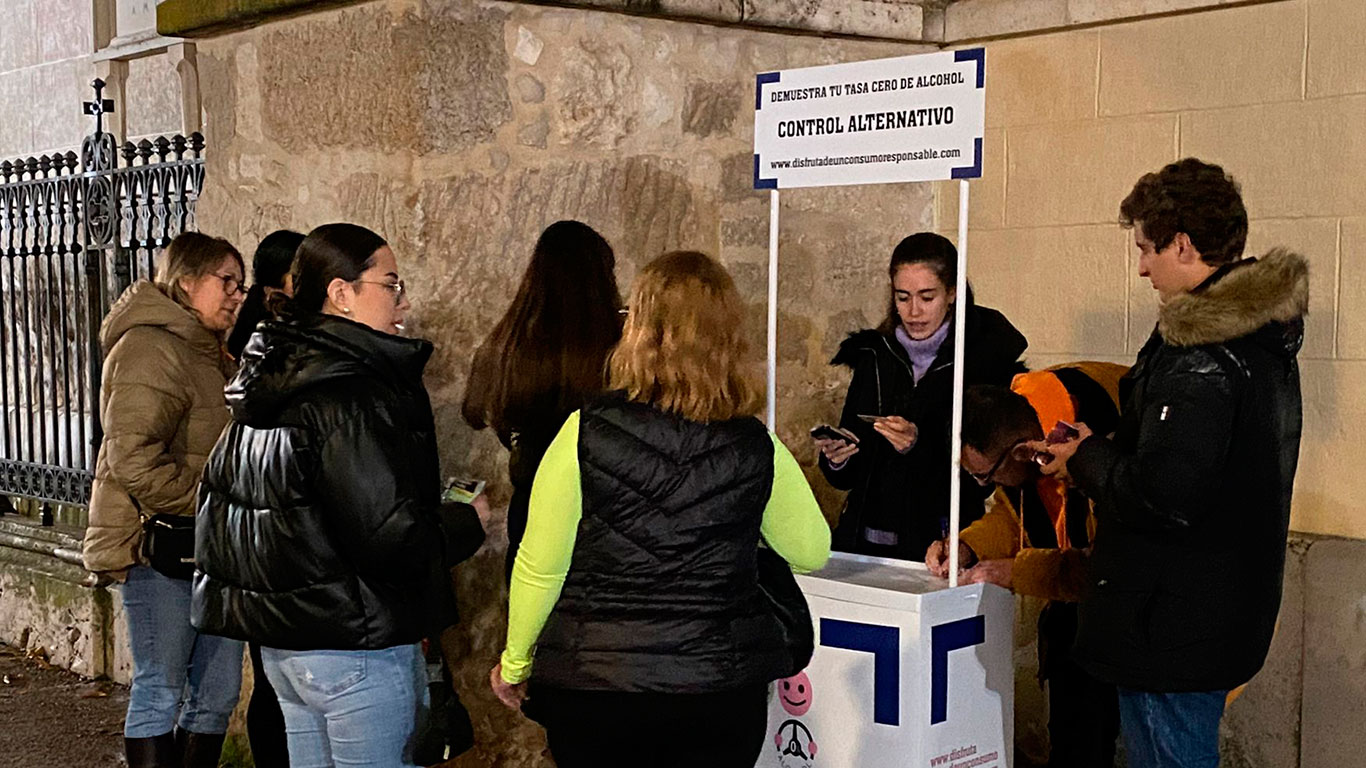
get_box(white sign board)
[754,49,986,189]
[757,553,1014,768]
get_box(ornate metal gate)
[0,80,205,510]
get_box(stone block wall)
[932,0,1366,543]
[0,517,129,683]
[0,0,98,158]
[191,2,939,763]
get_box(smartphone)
[442,477,486,504]
[809,424,859,444]
[1046,420,1080,445]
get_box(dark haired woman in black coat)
[194,224,483,767]
[815,233,1028,562]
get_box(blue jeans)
[262,644,428,768]
[119,565,244,738]
[1117,688,1228,768]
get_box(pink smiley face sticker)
[779,671,813,716]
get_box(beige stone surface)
[1022,351,1133,370]
[963,225,1130,356]
[1242,218,1339,360]
[255,2,513,154]
[744,0,925,39]
[0,0,36,72]
[29,57,90,155]
[125,53,183,140]
[0,68,35,160]
[1098,1,1304,116]
[1294,361,1366,539]
[1301,537,1366,767]
[947,0,1277,40]
[1306,0,1366,98]
[35,0,92,62]
[1068,0,1261,25]
[1005,115,1176,227]
[936,128,1005,230]
[945,0,1068,41]
[1181,97,1366,219]
[982,29,1097,129]
[1336,217,1366,359]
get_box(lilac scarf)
[895,321,950,383]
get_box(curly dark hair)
[1119,158,1248,266]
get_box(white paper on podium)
[758,552,1014,768]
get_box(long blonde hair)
[608,251,762,423]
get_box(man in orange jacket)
[927,362,1126,768]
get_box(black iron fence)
[0,79,205,511]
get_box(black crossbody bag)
[134,497,197,580]
[756,546,815,679]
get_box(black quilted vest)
[532,396,787,693]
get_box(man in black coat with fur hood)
[1037,158,1308,768]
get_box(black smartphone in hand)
[810,424,859,444]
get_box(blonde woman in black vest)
[490,251,831,767]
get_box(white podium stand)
[758,552,1014,768]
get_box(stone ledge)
[944,0,1287,42]
[158,0,366,39]
[159,0,1282,43]
[158,0,946,41]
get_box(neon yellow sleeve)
[499,411,582,685]
[761,433,832,573]
[499,422,830,685]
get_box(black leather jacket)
[1071,251,1308,692]
[192,313,481,650]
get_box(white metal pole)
[948,179,971,588]
[767,189,780,429]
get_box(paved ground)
[0,643,128,768]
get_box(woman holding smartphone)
[816,232,1028,562]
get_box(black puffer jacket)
[192,314,479,650]
[1071,250,1308,692]
[821,303,1028,560]
[532,397,789,693]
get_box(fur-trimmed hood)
[1158,249,1309,348]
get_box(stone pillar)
[167,42,200,135]
[92,0,117,51]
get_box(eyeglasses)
[355,279,407,306]
[968,438,1027,486]
[214,273,246,297]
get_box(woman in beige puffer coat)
[81,232,247,768]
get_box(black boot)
[175,727,227,768]
[125,732,181,768]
